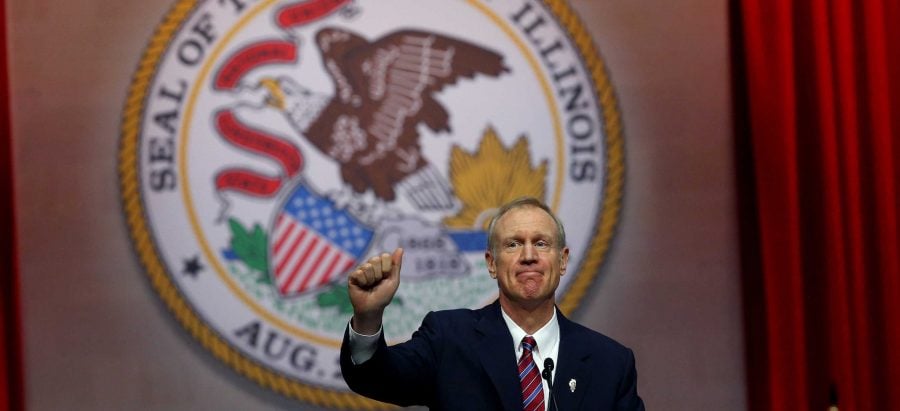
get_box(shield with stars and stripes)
[270,183,373,297]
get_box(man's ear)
[485,251,496,279]
[560,247,570,275]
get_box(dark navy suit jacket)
[340,301,645,410]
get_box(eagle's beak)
[259,77,286,110]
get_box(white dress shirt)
[348,308,560,411]
[500,307,559,411]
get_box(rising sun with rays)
[443,126,548,230]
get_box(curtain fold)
[735,0,900,410]
[1,0,23,409]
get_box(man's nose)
[520,243,537,263]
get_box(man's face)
[486,206,569,308]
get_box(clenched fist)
[348,248,403,335]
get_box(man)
[341,197,645,410]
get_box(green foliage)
[228,218,269,282]
[316,283,404,314]
[316,283,354,314]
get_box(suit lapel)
[553,311,592,411]
[475,302,521,411]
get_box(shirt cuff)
[347,320,382,365]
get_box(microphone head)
[541,358,554,381]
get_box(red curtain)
[1,0,24,409]
[734,0,900,410]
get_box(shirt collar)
[500,306,559,358]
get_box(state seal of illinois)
[119,0,623,407]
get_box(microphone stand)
[542,358,559,411]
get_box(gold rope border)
[118,0,388,408]
[118,0,622,408]
[546,0,625,316]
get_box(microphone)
[542,358,554,380]
[542,358,559,411]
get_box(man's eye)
[535,240,550,249]
[504,241,521,250]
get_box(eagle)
[259,27,509,212]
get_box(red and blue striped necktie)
[518,336,545,411]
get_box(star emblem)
[183,255,204,278]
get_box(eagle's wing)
[313,28,369,105]
[343,29,509,150]
[308,28,508,204]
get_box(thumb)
[391,247,404,277]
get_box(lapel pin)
[569,378,576,393]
